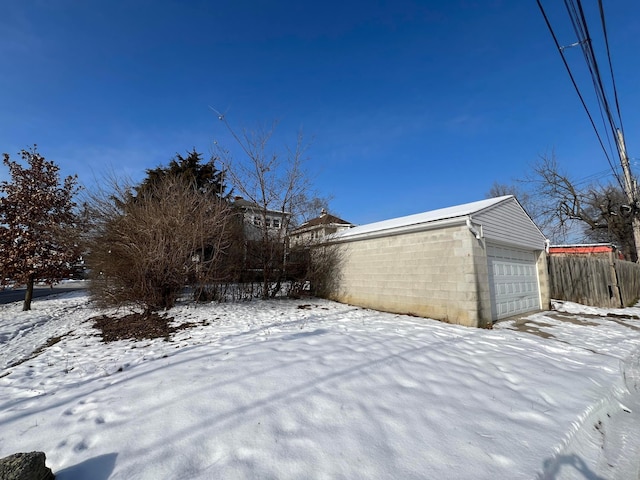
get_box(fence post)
[610,251,624,307]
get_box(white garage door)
[487,244,540,320]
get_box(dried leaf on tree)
[0,146,81,310]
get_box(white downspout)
[466,217,483,240]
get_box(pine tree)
[136,149,228,199]
[86,174,232,313]
[0,146,80,310]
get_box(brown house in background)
[289,209,355,246]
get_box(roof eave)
[328,216,468,243]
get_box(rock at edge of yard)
[0,451,55,480]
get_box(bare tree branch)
[86,174,233,313]
[490,151,637,259]
[212,115,326,297]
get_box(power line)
[568,1,619,156]
[573,168,616,187]
[598,0,626,138]
[564,0,620,173]
[536,0,625,192]
[543,0,640,261]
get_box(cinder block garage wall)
[536,250,550,310]
[330,224,490,328]
[470,233,493,325]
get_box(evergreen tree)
[136,149,228,198]
[0,146,80,310]
[86,149,234,312]
[86,175,232,313]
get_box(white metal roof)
[333,195,513,240]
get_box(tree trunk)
[23,274,35,311]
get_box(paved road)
[0,283,87,305]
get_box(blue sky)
[2,1,639,225]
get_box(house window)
[273,218,280,228]
[253,216,261,226]
[265,218,271,228]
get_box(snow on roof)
[334,195,513,239]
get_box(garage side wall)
[475,199,546,250]
[329,224,483,327]
[470,236,493,326]
[537,249,551,310]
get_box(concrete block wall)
[469,236,493,328]
[536,249,551,310]
[330,224,484,327]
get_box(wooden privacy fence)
[548,254,640,308]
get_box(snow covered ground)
[1,291,640,479]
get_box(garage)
[487,244,541,319]
[326,195,550,328]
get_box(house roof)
[333,195,516,240]
[232,197,290,216]
[296,213,353,229]
[308,213,351,227]
[233,197,255,208]
[549,244,617,253]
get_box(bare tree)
[0,146,81,310]
[579,184,636,260]
[213,117,324,297]
[86,175,233,313]
[490,152,636,260]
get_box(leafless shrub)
[85,174,233,313]
[287,243,344,298]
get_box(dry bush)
[86,175,233,313]
[287,244,344,298]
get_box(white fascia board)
[327,216,468,244]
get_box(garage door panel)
[488,244,540,320]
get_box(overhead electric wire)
[598,0,626,139]
[572,1,619,145]
[569,0,629,191]
[565,3,614,143]
[536,0,625,192]
[573,168,616,187]
[565,0,620,170]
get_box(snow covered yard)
[1,292,640,479]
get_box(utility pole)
[616,129,640,262]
